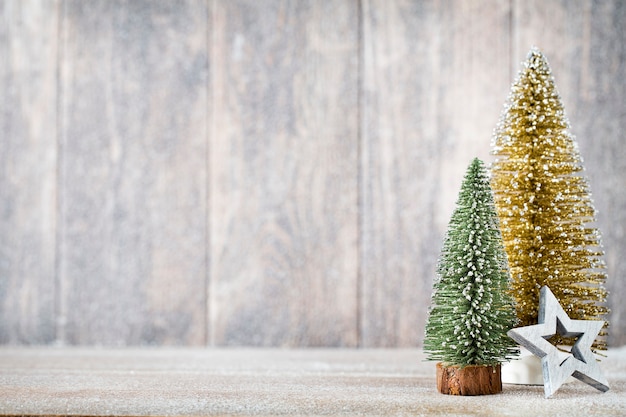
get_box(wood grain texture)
[209,0,359,346]
[0,0,625,348]
[436,362,502,396]
[512,0,626,346]
[360,0,511,347]
[0,0,58,344]
[58,0,208,345]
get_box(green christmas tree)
[490,48,609,350]
[424,158,518,367]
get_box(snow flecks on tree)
[424,158,519,367]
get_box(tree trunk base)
[436,362,502,395]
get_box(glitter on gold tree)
[490,48,609,350]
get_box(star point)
[508,286,609,398]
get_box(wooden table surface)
[1,347,625,416]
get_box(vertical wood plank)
[58,0,209,345]
[210,0,359,346]
[361,0,512,346]
[0,0,58,344]
[513,0,626,346]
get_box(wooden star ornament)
[507,286,609,398]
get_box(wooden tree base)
[436,362,502,396]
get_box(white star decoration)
[507,286,610,398]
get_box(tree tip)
[470,157,484,168]
[528,46,544,57]
[525,47,551,70]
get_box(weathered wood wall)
[1,0,625,347]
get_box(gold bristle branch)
[490,48,609,351]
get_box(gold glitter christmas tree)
[490,48,609,350]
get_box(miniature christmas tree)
[490,48,609,351]
[424,158,519,395]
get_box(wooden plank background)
[1,0,625,347]
[0,0,58,344]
